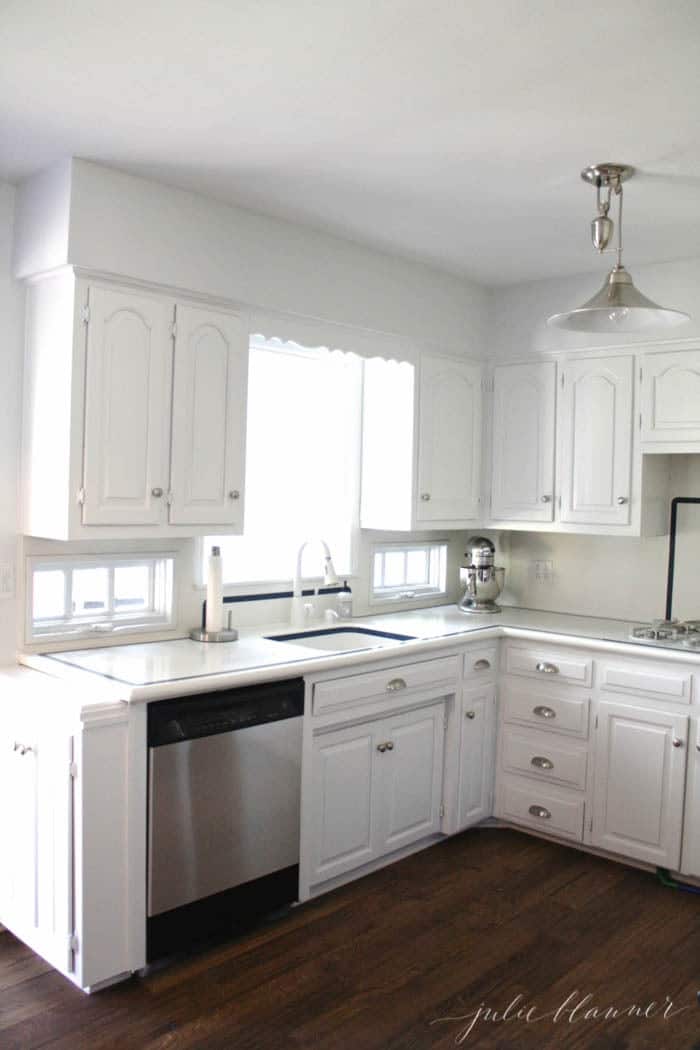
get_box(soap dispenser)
[336,581,353,619]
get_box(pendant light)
[547,163,690,333]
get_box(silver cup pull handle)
[386,677,407,692]
[531,756,554,770]
[533,705,556,720]
[473,658,491,671]
[528,805,551,820]
[535,661,559,674]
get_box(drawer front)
[463,645,499,680]
[498,775,585,841]
[599,662,692,704]
[501,726,588,790]
[501,683,590,738]
[313,655,460,714]
[504,645,592,687]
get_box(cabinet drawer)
[313,655,460,714]
[501,683,590,738]
[498,775,585,841]
[599,662,692,704]
[463,645,498,680]
[504,645,592,687]
[501,727,588,791]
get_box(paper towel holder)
[190,608,239,643]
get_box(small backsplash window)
[27,554,175,642]
[371,541,447,604]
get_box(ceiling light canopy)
[547,163,690,333]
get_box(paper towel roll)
[205,546,224,633]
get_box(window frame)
[26,552,176,643]
[369,540,449,606]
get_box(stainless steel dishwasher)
[147,677,303,959]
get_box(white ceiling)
[2,0,700,285]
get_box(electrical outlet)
[0,562,16,599]
[533,560,554,584]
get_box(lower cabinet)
[0,706,74,976]
[590,699,688,868]
[307,701,446,889]
[457,684,496,829]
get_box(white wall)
[0,182,24,663]
[15,159,489,358]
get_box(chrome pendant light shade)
[547,163,690,333]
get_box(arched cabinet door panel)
[169,305,248,527]
[558,356,633,526]
[416,356,482,524]
[491,361,556,522]
[641,350,700,445]
[82,286,173,526]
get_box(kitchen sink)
[265,626,416,653]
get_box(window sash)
[27,554,175,640]
[371,542,448,603]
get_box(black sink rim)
[265,627,416,643]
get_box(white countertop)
[17,605,700,705]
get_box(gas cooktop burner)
[630,619,700,646]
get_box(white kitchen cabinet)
[641,348,700,449]
[680,716,700,878]
[169,303,248,526]
[0,703,74,977]
[82,285,174,526]
[306,700,446,891]
[591,699,688,868]
[558,356,634,527]
[308,722,378,885]
[376,703,446,853]
[416,356,482,524]
[490,361,556,523]
[457,684,496,829]
[360,354,482,530]
[22,271,248,539]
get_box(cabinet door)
[591,700,687,868]
[169,304,248,526]
[491,362,556,522]
[0,714,74,976]
[416,356,481,524]
[559,356,633,526]
[82,285,173,525]
[458,685,496,829]
[376,702,445,854]
[641,350,700,445]
[309,723,379,885]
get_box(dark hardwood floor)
[2,828,700,1049]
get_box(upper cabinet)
[558,356,633,527]
[22,272,248,539]
[360,354,482,531]
[641,348,700,450]
[416,356,482,525]
[490,361,556,523]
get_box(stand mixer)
[458,537,505,614]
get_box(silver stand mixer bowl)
[458,536,505,614]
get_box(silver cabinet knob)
[386,677,407,692]
[229,490,240,500]
[420,492,431,501]
[465,710,476,720]
[533,705,556,719]
[473,658,491,671]
[385,741,394,751]
[528,805,551,820]
[531,756,554,770]
[540,495,552,503]
[535,661,559,674]
[377,743,387,753]
[616,496,628,505]
[151,487,164,498]
[672,738,683,748]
